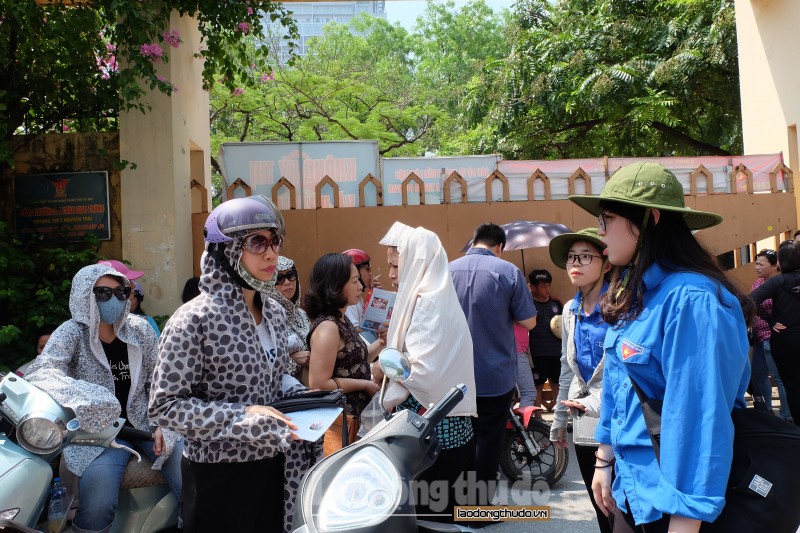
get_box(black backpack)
[630,377,800,533]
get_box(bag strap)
[628,375,664,463]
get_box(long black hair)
[304,253,353,320]
[600,201,754,327]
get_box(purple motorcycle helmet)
[204,195,285,243]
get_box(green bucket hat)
[549,228,607,270]
[569,162,722,230]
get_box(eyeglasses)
[598,211,611,232]
[276,269,298,285]
[564,253,604,266]
[242,233,283,254]
[93,286,131,301]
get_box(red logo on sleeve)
[621,340,644,360]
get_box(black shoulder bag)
[629,376,800,533]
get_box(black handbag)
[629,376,800,533]
[268,389,345,413]
[269,389,350,446]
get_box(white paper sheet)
[286,406,344,441]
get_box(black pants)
[574,444,613,533]
[611,502,670,533]
[182,454,285,533]
[474,388,515,505]
[415,435,477,522]
[770,337,800,422]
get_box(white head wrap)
[378,222,477,417]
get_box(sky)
[385,0,516,30]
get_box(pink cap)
[97,259,144,280]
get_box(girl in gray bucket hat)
[569,162,754,532]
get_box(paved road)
[469,411,603,532]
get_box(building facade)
[267,1,387,62]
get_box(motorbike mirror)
[378,348,411,382]
[377,348,411,421]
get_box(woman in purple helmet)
[149,195,320,533]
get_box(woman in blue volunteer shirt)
[548,228,612,533]
[570,162,752,533]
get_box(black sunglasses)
[93,286,131,302]
[276,269,298,285]
[242,233,283,254]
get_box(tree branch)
[651,121,731,155]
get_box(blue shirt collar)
[641,262,670,292]
[571,281,610,316]
[466,247,497,258]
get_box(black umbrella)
[461,220,572,272]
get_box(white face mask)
[97,297,126,324]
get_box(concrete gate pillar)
[119,12,211,316]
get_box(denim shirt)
[595,263,750,524]
[450,247,536,396]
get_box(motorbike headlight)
[16,412,66,454]
[316,446,402,531]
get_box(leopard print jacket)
[149,244,320,532]
[24,263,180,476]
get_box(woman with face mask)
[24,263,183,533]
[570,163,752,533]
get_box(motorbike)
[500,404,568,488]
[292,348,474,533]
[0,372,178,533]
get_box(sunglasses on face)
[564,253,604,266]
[93,286,131,302]
[242,233,283,254]
[276,269,298,285]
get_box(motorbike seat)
[119,453,167,490]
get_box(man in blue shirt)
[450,223,537,504]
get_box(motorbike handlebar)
[422,384,467,427]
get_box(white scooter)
[292,348,474,533]
[0,372,178,533]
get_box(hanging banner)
[218,141,379,208]
[14,171,111,241]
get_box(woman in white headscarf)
[379,221,477,522]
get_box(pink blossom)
[139,43,163,62]
[261,71,274,82]
[162,29,181,48]
[172,85,179,93]
[62,125,70,132]
[232,87,245,97]
[238,22,250,33]
[247,7,254,15]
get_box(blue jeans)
[515,351,537,407]
[73,438,183,532]
[752,341,791,420]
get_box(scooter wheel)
[499,418,568,488]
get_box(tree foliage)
[210,0,740,165]
[210,14,443,175]
[0,0,298,165]
[474,0,742,159]
[0,221,101,371]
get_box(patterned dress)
[308,314,371,417]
